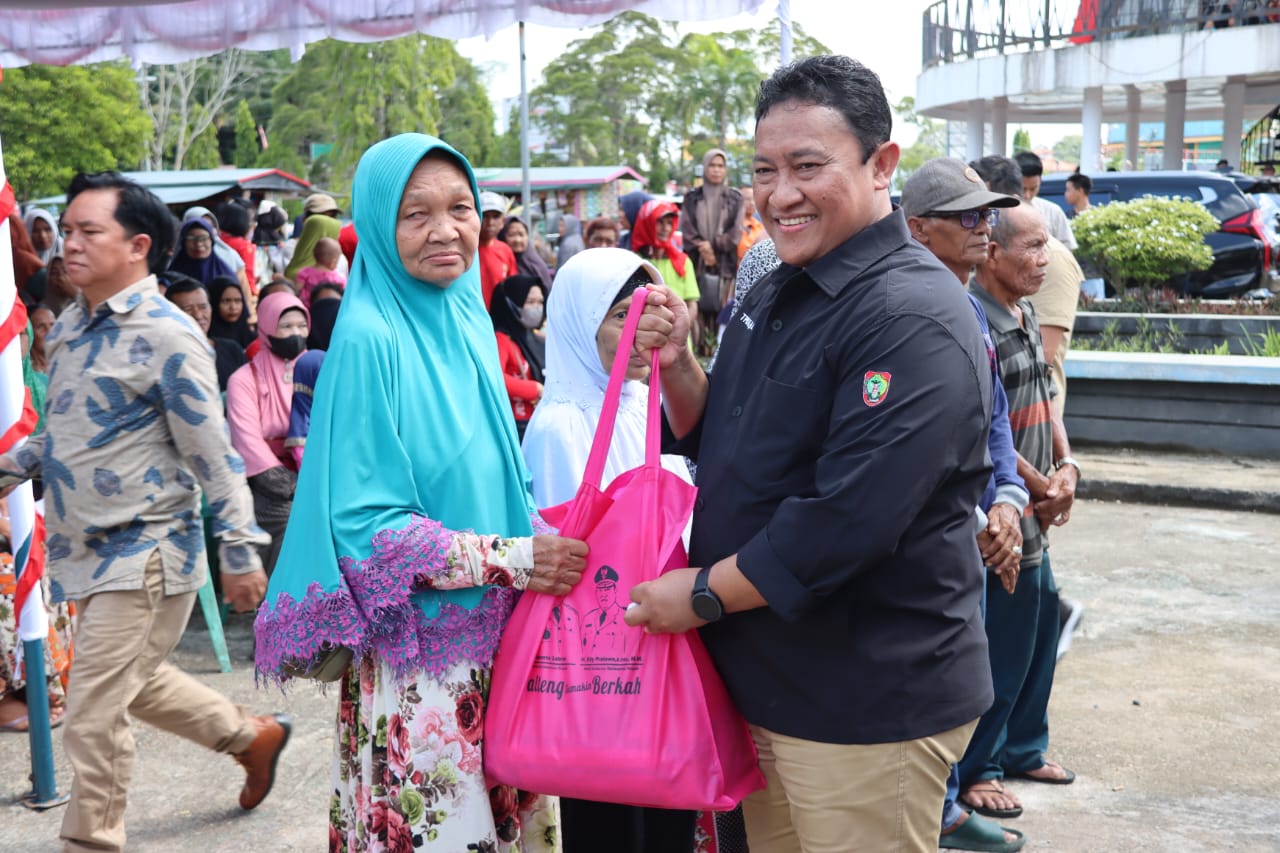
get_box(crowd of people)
[0,51,1100,853]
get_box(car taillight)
[1222,208,1272,271]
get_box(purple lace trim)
[254,513,546,687]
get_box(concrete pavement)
[2,449,1279,851]
[1076,447,1280,513]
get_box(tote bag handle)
[580,290,664,490]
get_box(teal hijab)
[256,134,535,677]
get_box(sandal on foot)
[1011,759,1075,785]
[940,811,1027,852]
[960,779,1023,819]
[1,714,29,733]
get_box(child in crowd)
[294,237,347,308]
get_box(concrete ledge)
[1073,449,1280,514]
[1064,352,1280,457]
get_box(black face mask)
[267,334,306,361]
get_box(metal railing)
[922,0,1280,67]
[1242,105,1280,172]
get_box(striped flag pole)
[0,101,66,808]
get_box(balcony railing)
[1242,105,1280,172]
[922,0,1280,67]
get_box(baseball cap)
[900,158,1020,220]
[303,193,340,216]
[480,191,509,215]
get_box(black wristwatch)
[690,566,724,623]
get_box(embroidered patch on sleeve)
[863,371,891,407]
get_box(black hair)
[755,55,891,164]
[1066,173,1092,194]
[970,155,1023,197]
[1014,150,1043,178]
[216,200,252,238]
[611,268,655,308]
[160,271,207,300]
[66,171,176,275]
[310,283,345,302]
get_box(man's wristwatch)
[1054,456,1082,477]
[690,566,724,623]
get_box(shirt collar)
[77,275,159,318]
[794,208,913,299]
[970,280,1023,334]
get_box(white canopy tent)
[0,0,778,809]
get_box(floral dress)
[0,552,74,716]
[328,531,561,853]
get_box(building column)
[990,97,1009,157]
[1163,80,1187,171]
[1222,75,1246,169]
[1125,84,1141,171]
[1081,86,1103,172]
[966,99,986,162]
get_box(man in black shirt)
[627,55,995,851]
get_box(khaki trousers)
[742,719,978,853]
[60,552,256,852]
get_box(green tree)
[0,62,151,200]
[892,96,947,189]
[233,99,260,167]
[437,53,496,165]
[1052,134,1082,166]
[532,13,682,168]
[140,50,255,170]
[672,33,761,149]
[265,36,492,193]
[1012,128,1032,153]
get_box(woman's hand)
[528,535,588,596]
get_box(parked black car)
[1039,171,1278,298]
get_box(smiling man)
[627,56,996,851]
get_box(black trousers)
[561,799,697,853]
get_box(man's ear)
[870,141,901,191]
[129,232,152,267]
[906,215,929,243]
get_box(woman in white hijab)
[522,247,692,508]
[520,244,699,853]
[22,208,62,264]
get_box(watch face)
[692,591,722,622]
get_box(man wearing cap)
[901,157,1029,853]
[478,190,516,309]
[583,565,631,656]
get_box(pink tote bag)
[485,292,764,810]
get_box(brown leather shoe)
[234,713,292,810]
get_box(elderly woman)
[253,133,585,852]
[521,248,696,852]
[226,291,309,573]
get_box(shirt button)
[771,319,783,331]
[731,406,743,417]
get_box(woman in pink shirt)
[226,291,310,572]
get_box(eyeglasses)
[928,209,1000,229]
[184,234,212,245]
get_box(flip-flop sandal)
[0,714,29,733]
[940,811,1027,852]
[1011,762,1076,785]
[961,780,1023,819]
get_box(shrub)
[1073,195,1218,292]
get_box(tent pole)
[778,0,793,66]
[519,21,532,225]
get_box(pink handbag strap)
[581,290,664,489]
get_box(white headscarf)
[522,247,694,511]
[22,208,62,264]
